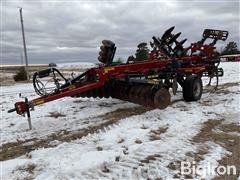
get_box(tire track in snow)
[79,115,203,179]
[2,82,237,161]
[0,106,151,161]
[169,117,240,179]
[77,83,240,179]
[80,131,186,179]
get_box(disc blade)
[97,88,104,98]
[154,88,171,109]
[179,38,187,45]
[102,40,114,47]
[86,91,91,98]
[168,32,181,44]
[138,86,149,106]
[161,26,175,40]
[103,86,110,98]
[91,89,98,98]
[129,86,138,102]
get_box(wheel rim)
[193,81,201,98]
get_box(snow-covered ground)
[57,62,96,70]
[1,62,239,179]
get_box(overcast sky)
[1,0,239,64]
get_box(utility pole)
[20,52,23,64]
[19,8,29,80]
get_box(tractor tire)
[183,75,203,102]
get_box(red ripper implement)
[8,27,228,129]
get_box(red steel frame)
[10,36,221,116]
[31,60,171,106]
[12,58,208,116]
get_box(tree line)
[221,41,240,55]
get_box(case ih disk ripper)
[9,27,228,129]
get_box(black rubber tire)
[183,75,203,102]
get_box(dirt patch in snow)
[47,111,66,118]
[194,118,240,179]
[212,122,240,180]
[204,82,239,94]
[183,119,222,164]
[189,119,239,179]
[15,163,36,174]
[140,154,162,164]
[192,119,224,143]
[11,163,37,180]
[0,106,151,161]
[0,76,15,86]
[149,127,168,141]
[218,123,240,133]
[172,118,239,179]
